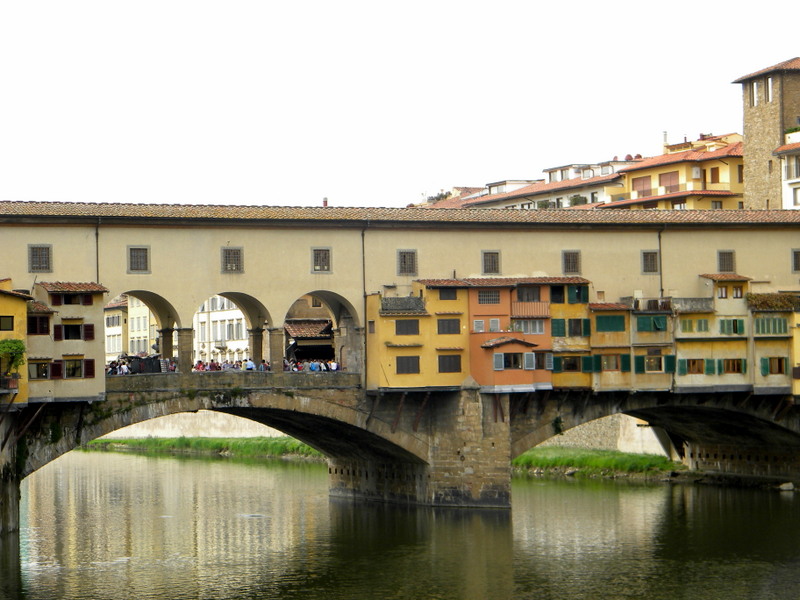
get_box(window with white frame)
[512,319,544,334]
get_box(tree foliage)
[0,339,26,373]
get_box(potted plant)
[0,339,26,389]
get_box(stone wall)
[101,410,281,439]
[539,414,670,456]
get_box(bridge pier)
[176,328,194,373]
[247,327,264,364]
[1,417,20,534]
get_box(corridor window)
[512,319,544,334]
[221,247,244,273]
[482,251,500,275]
[641,250,659,274]
[397,250,417,276]
[28,244,52,273]
[718,250,735,273]
[312,248,331,272]
[128,246,150,273]
[562,250,581,275]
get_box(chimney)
[322,197,328,207]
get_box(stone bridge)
[4,374,800,533]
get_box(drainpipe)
[658,225,665,298]
[361,222,368,388]
[95,217,101,283]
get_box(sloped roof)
[0,288,32,300]
[699,273,752,282]
[104,295,129,310]
[616,142,743,174]
[589,303,631,311]
[417,277,590,288]
[27,300,55,314]
[733,57,800,83]
[380,296,427,315]
[480,336,538,349]
[284,320,332,339]
[774,142,800,156]
[598,189,738,209]
[38,282,109,293]
[462,172,623,208]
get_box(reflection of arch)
[285,290,362,372]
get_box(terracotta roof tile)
[699,273,752,282]
[27,301,54,314]
[0,288,32,300]
[416,279,470,288]
[589,303,631,311]
[616,142,743,174]
[104,295,129,310]
[598,189,738,209]
[284,320,332,339]
[733,57,800,83]
[2,201,800,227]
[462,277,591,286]
[774,142,800,156]
[480,336,538,349]
[462,173,623,208]
[37,282,110,293]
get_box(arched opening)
[282,291,361,372]
[191,293,272,370]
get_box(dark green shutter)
[737,319,745,335]
[664,355,676,373]
[678,359,687,376]
[620,354,631,372]
[593,355,602,372]
[552,356,563,373]
[637,316,652,332]
[760,357,769,376]
[742,359,747,374]
[718,359,724,374]
[568,286,578,304]
[551,319,566,337]
[654,315,667,331]
[582,319,591,336]
[704,359,716,375]
[634,355,645,373]
[581,356,594,372]
[580,286,589,303]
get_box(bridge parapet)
[105,371,362,395]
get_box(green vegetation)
[86,436,323,460]
[512,447,681,476]
[0,339,26,374]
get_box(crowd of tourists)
[192,358,270,371]
[283,358,339,372]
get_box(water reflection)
[4,452,800,599]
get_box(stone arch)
[113,289,183,363]
[282,290,363,372]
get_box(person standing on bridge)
[245,358,255,370]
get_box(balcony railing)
[511,301,550,318]
[610,182,735,203]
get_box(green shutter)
[761,357,769,376]
[705,359,716,375]
[637,316,652,332]
[678,359,687,376]
[634,355,645,373]
[580,286,589,303]
[719,320,727,334]
[741,358,746,374]
[581,356,594,372]
[568,286,578,304]
[597,315,626,332]
[593,355,602,372]
[754,318,763,335]
[737,319,745,335]
[654,315,667,331]
[664,355,676,373]
[620,354,631,372]
[552,356,563,373]
[718,359,724,374]
[582,319,591,336]
[551,319,566,337]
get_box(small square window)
[439,288,457,300]
[732,286,743,298]
[645,355,663,372]
[562,250,581,275]
[642,250,659,274]
[482,251,500,275]
[718,286,728,299]
[396,356,420,374]
[397,250,417,276]
[128,246,150,273]
[438,355,461,373]
[395,319,419,335]
[312,248,331,273]
[473,320,485,333]
[28,245,52,273]
[0,316,13,331]
[221,248,244,273]
[477,290,500,304]
[718,250,735,273]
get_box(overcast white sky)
[1,1,797,208]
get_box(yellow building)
[588,303,633,392]
[550,281,592,388]
[365,281,469,391]
[0,278,32,404]
[603,133,744,210]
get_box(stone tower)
[733,58,800,209]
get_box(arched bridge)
[4,375,800,534]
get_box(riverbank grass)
[512,447,681,477]
[86,436,323,460]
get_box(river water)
[2,452,799,600]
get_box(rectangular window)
[312,248,331,272]
[680,319,693,333]
[658,171,679,193]
[28,362,50,380]
[672,200,686,210]
[637,315,667,331]
[489,318,501,332]
[754,317,788,335]
[439,289,457,300]
[550,285,565,303]
[28,244,52,273]
[718,250,735,273]
[710,167,720,184]
[766,76,773,102]
[792,250,800,273]
[732,286,743,298]
[697,319,709,332]
[367,321,375,334]
[762,357,786,375]
[482,251,500,275]
[396,356,420,374]
[221,247,244,273]
[64,359,83,378]
[595,315,625,332]
[562,356,581,372]
[516,287,540,302]
[437,318,460,335]
[568,318,583,336]
[751,80,759,106]
[494,352,524,370]
[512,319,544,334]
[562,250,581,275]
[722,358,744,374]
[718,286,728,299]
[645,353,663,372]
[28,315,49,335]
[738,165,744,184]
[687,359,704,374]
[642,250,659,274]
[397,250,417,276]
[477,290,500,304]
[632,175,652,198]
[128,246,150,273]
[711,201,723,209]
[601,355,620,371]
[395,319,419,335]
[719,319,745,335]
[473,319,485,333]
[438,355,461,373]
[0,316,12,331]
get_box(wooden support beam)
[391,392,406,433]
[1,404,45,453]
[412,391,430,432]
[494,394,505,423]
[366,391,382,426]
